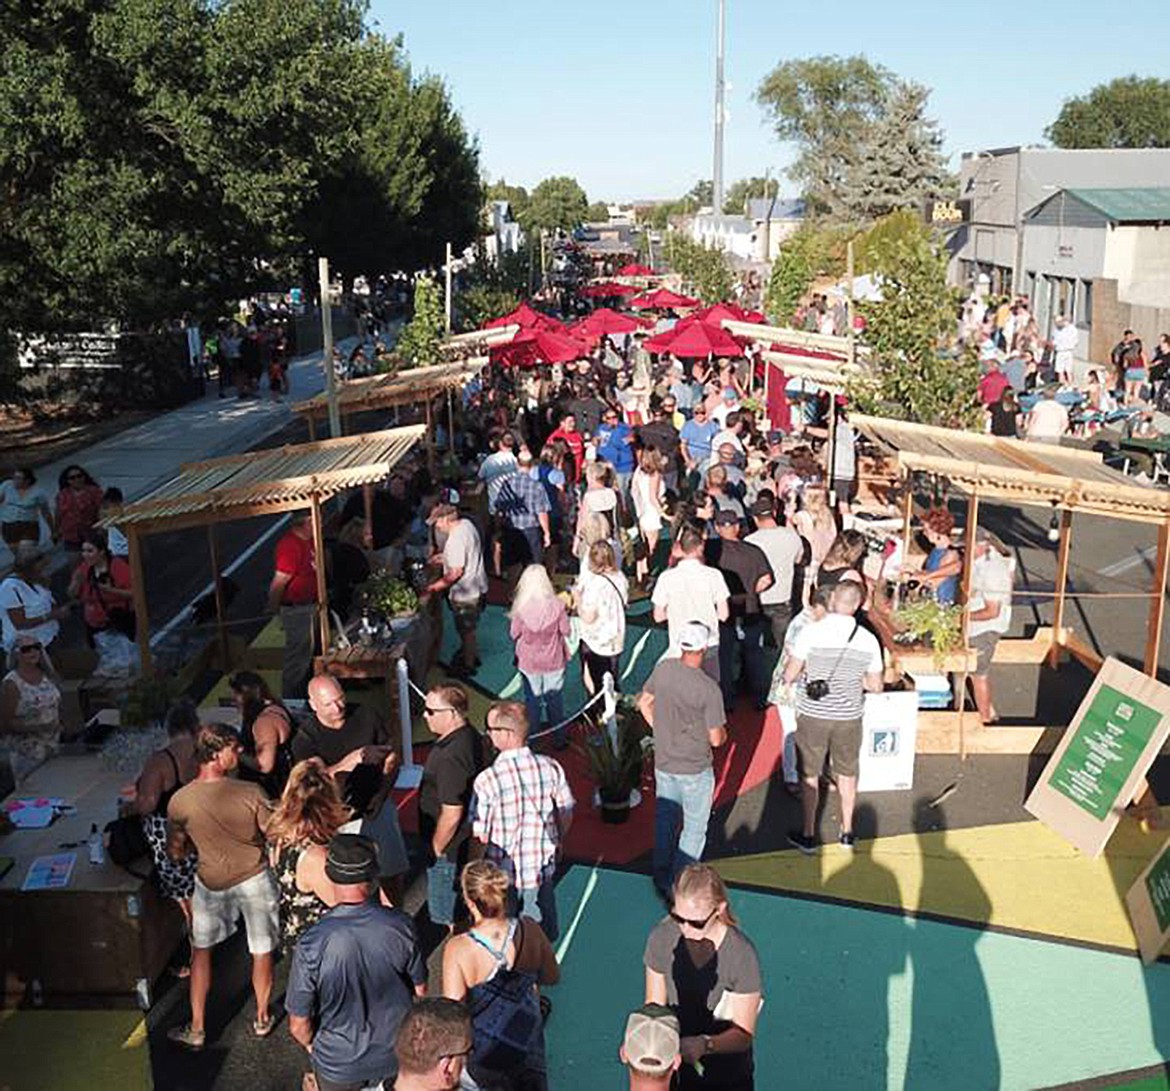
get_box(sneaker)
[786,830,819,855]
[839,831,856,851]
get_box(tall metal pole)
[712,0,726,216]
[318,257,340,439]
[444,241,453,334]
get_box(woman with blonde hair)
[644,863,763,1089]
[631,447,666,584]
[266,758,349,947]
[442,859,559,1091]
[509,564,570,747]
[792,486,837,599]
[573,540,629,695]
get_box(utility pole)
[318,256,340,439]
[444,241,453,334]
[712,0,726,216]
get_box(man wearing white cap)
[638,620,727,899]
[621,1004,682,1089]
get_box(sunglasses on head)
[18,642,42,652]
[670,907,717,930]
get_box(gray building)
[951,146,1170,297]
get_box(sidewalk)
[6,333,367,571]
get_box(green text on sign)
[1049,684,1162,822]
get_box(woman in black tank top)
[231,671,295,798]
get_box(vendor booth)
[850,415,1170,766]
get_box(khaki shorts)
[970,631,1000,676]
[795,713,863,779]
[192,869,280,954]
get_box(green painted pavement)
[545,865,1170,1090]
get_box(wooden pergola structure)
[292,358,490,442]
[103,425,426,673]
[853,414,1170,760]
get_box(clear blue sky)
[370,0,1170,203]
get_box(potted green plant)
[358,569,420,622]
[576,697,652,825]
[121,672,181,730]
[891,598,965,667]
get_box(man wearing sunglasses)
[470,701,574,940]
[392,998,473,1091]
[418,685,484,933]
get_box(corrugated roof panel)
[1065,187,1170,222]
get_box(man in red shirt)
[547,412,585,483]
[977,358,1010,408]
[266,511,318,698]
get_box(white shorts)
[192,869,280,954]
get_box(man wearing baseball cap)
[621,1004,682,1089]
[424,503,487,679]
[638,621,727,900]
[287,834,426,1091]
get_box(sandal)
[167,1023,206,1051]
[253,1013,276,1038]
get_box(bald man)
[294,674,409,895]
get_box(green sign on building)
[1048,684,1163,822]
[1145,845,1170,933]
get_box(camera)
[805,679,830,701]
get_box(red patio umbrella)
[482,300,563,332]
[629,288,700,310]
[580,282,639,298]
[693,302,766,326]
[616,263,655,276]
[642,321,743,358]
[578,307,649,337]
[491,328,588,367]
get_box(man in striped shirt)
[470,701,575,940]
[781,580,883,854]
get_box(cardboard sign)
[858,691,919,793]
[1126,835,1170,964]
[1025,657,1170,857]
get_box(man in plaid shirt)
[470,701,574,940]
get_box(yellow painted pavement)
[715,810,1170,954]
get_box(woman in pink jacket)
[509,564,571,749]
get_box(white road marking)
[1097,546,1158,579]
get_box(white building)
[690,197,805,263]
[482,200,524,260]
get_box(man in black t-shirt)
[418,684,485,930]
[298,674,410,894]
[705,510,774,711]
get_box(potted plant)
[122,672,181,730]
[577,697,652,825]
[358,569,420,622]
[891,598,965,666]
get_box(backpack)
[467,919,543,1073]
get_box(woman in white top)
[0,633,62,782]
[576,460,622,565]
[0,542,67,656]
[630,447,666,585]
[792,485,837,602]
[573,540,629,695]
[0,467,53,548]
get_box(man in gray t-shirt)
[638,622,727,898]
[425,503,488,678]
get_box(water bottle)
[88,822,105,866]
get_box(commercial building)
[951,146,1170,296]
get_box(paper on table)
[21,852,76,891]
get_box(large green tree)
[756,54,890,218]
[839,81,950,222]
[0,0,480,334]
[396,273,445,369]
[1046,76,1170,148]
[520,176,589,234]
[849,216,978,428]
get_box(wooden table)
[0,754,184,1006]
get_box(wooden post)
[307,414,317,442]
[309,495,331,660]
[206,524,230,671]
[1048,509,1074,669]
[446,387,456,460]
[424,397,436,476]
[1144,520,1170,676]
[444,241,453,334]
[319,257,341,439]
[897,476,914,610]
[127,527,152,674]
[846,240,856,367]
[956,488,982,761]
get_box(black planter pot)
[599,791,631,825]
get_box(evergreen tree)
[840,81,950,223]
[397,274,446,369]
